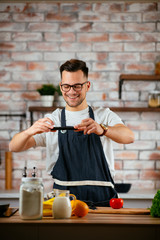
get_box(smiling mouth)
[67,94,79,99]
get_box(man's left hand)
[74,118,103,135]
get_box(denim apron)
[51,106,118,206]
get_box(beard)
[63,93,86,108]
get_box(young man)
[9,59,134,206]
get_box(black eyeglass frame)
[60,81,89,92]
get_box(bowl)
[0,203,10,216]
[115,183,132,193]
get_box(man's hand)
[74,118,103,136]
[74,118,134,144]
[26,117,55,136]
[9,117,55,152]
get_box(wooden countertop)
[0,209,160,225]
[1,210,160,240]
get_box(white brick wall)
[0,1,160,192]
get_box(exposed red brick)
[60,22,92,32]
[96,53,108,61]
[28,23,58,32]
[108,3,124,12]
[114,161,123,170]
[0,83,24,91]
[0,71,10,81]
[79,12,109,22]
[125,42,155,52]
[115,151,138,160]
[125,3,157,12]
[28,62,45,71]
[140,33,160,42]
[143,12,160,22]
[109,53,139,62]
[78,33,108,42]
[125,23,155,32]
[1,62,26,71]
[13,13,44,22]
[27,82,42,91]
[88,72,101,80]
[141,53,158,61]
[0,33,11,41]
[45,32,75,42]
[110,33,139,42]
[102,93,107,101]
[12,32,42,41]
[110,13,141,22]
[149,152,160,160]
[0,22,25,32]
[0,43,14,49]
[28,42,59,51]
[125,63,154,72]
[21,92,39,100]
[46,12,76,22]
[140,170,160,180]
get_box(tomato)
[109,198,123,209]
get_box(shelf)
[29,106,63,113]
[28,106,160,125]
[110,107,160,112]
[119,74,160,99]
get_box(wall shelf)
[28,106,160,125]
[119,74,160,99]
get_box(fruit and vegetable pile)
[43,191,125,218]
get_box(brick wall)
[0,1,160,192]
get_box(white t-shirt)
[33,107,123,177]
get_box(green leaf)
[150,189,160,217]
[37,84,56,96]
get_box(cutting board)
[89,207,150,215]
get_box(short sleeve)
[33,132,46,147]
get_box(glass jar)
[19,177,44,220]
[148,91,160,108]
[155,56,160,75]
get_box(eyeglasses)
[60,81,88,92]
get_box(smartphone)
[51,126,75,131]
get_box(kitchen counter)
[0,189,156,208]
[0,209,160,240]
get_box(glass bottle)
[155,56,160,75]
[19,177,44,220]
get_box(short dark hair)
[60,59,88,78]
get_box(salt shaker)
[19,177,44,220]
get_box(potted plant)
[56,85,62,96]
[54,85,65,107]
[37,84,57,107]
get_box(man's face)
[60,70,90,109]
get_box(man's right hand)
[26,117,55,136]
[9,117,55,152]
